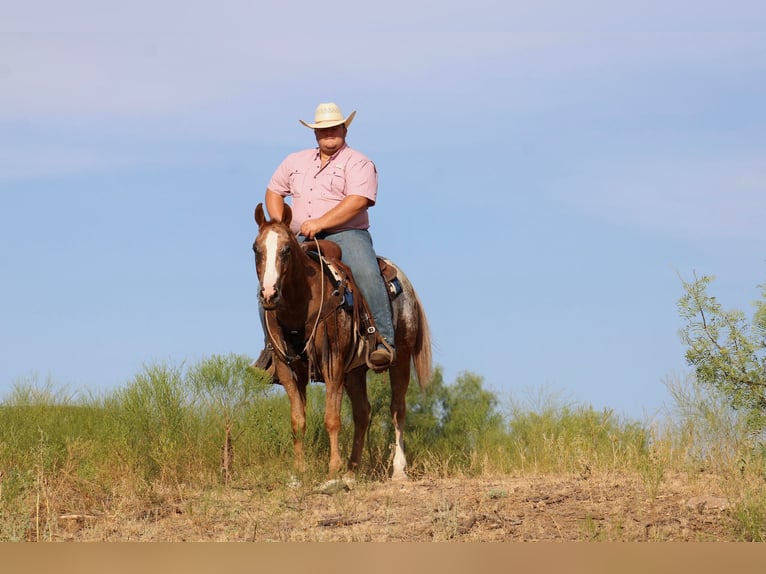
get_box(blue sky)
[1,0,765,420]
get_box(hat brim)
[299,110,356,129]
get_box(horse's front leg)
[277,361,308,473]
[343,368,370,476]
[323,375,345,476]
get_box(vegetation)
[1,348,765,541]
[678,273,766,431]
[675,272,766,541]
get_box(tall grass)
[505,393,648,475]
[1,358,765,540]
[657,372,766,540]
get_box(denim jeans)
[258,229,395,349]
[311,229,395,348]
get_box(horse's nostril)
[261,285,277,300]
[261,288,280,308]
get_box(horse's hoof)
[315,479,350,495]
[391,471,409,482]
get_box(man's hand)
[299,195,372,238]
[300,219,324,239]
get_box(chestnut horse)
[253,203,431,481]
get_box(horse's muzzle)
[260,289,281,310]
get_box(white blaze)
[261,230,280,300]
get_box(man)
[254,102,396,372]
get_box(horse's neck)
[275,248,315,329]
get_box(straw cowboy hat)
[299,102,356,129]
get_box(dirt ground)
[54,470,735,542]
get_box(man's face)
[315,124,347,155]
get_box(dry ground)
[52,471,735,542]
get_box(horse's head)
[253,203,296,310]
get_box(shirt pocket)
[288,170,306,197]
[321,172,346,199]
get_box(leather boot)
[369,345,395,371]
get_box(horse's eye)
[280,246,291,258]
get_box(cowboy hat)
[299,102,356,129]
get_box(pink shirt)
[267,145,378,234]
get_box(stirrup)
[253,345,273,370]
[250,346,280,385]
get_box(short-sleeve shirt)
[267,144,378,234]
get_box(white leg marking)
[392,427,408,480]
[261,230,279,300]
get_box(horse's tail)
[411,287,432,390]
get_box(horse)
[253,203,432,481]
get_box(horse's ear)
[283,204,292,227]
[254,203,266,227]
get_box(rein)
[306,237,325,353]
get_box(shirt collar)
[313,143,347,162]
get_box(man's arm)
[299,195,372,239]
[265,189,285,221]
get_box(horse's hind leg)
[343,368,370,476]
[389,355,412,481]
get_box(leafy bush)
[678,273,766,431]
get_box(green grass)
[1,357,765,540]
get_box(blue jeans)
[306,229,395,348]
[258,229,395,349]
